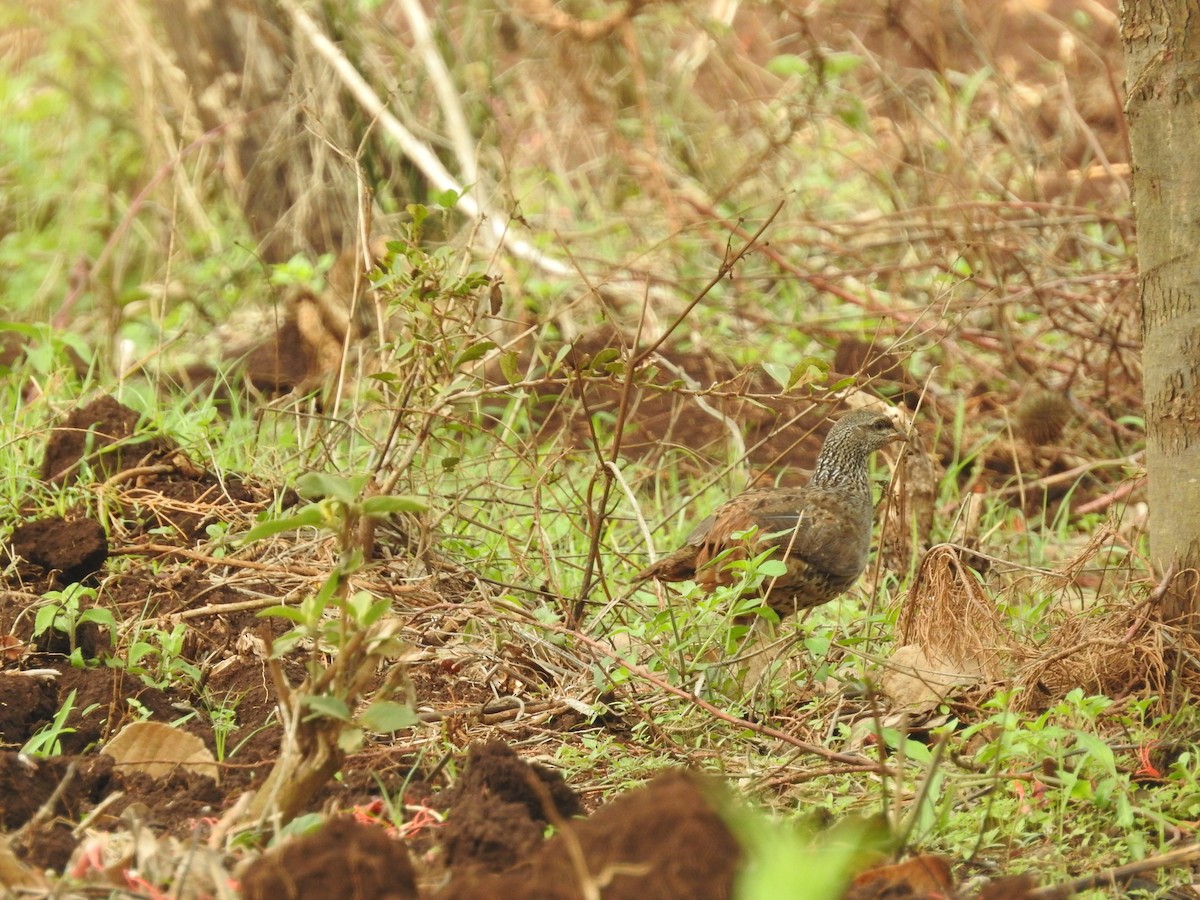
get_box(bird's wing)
[696,487,871,580]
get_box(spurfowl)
[638,409,906,620]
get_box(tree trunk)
[1122,1,1200,617]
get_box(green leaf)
[761,361,790,391]
[312,572,341,609]
[499,350,522,384]
[270,630,304,657]
[361,495,429,517]
[126,641,155,667]
[303,695,351,722]
[346,591,389,627]
[835,96,869,131]
[257,604,306,623]
[1067,776,1094,801]
[787,356,830,389]
[765,54,810,79]
[359,700,419,732]
[828,375,856,392]
[279,813,326,840]
[33,604,60,636]
[408,203,430,230]
[588,347,621,373]
[757,559,789,578]
[452,340,496,370]
[1072,732,1117,774]
[432,188,460,209]
[296,472,369,505]
[78,608,117,629]
[548,343,573,376]
[339,548,366,576]
[950,255,974,278]
[338,725,366,754]
[823,52,864,77]
[242,505,326,543]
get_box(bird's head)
[834,408,908,452]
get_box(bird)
[637,408,907,620]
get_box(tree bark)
[1122,1,1200,617]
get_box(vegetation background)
[2,0,1193,897]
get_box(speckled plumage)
[638,409,906,619]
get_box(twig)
[396,0,477,187]
[631,200,784,367]
[1024,840,1200,897]
[1074,476,1144,515]
[415,697,567,725]
[652,355,747,463]
[531,614,894,772]
[573,208,783,618]
[1121,563,1176,643]
[72,790,125,837]
[990,454,1142,499]
[112,542,325,577]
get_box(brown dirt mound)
[0,673,58,745]
[8,516,108,584]
[240,816,420,900]
[437,769,741,900]
[40,394,178,485]
[0,753,116,871]
[437,740,583,873]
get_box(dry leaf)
[102,720,219,783]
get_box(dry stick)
[679,194,868,310]
[573,209,783,621]
[100,463,183,488]
[1025,841,1200,898]
[1122,562,1177,644]
[1074,476,1145,515]
[570,256,653,609]
[414,698,567,725]
[112,543,326,577]
[540,618,893,772]
[572,381,618,624]
[631,201,784,368]
[397,0,477,188]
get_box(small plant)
[238,471,426,826]
[120,622,202,690]
[21,689,80,757]
[32,583,115,663]
[206,691,244,763]
[125,697,157,722]
[269,251,332,292]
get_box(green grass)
[0,3,1168,895]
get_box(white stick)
[279,0,573,277]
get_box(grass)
[1,2,1184,897]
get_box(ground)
[0,386,1072,899]
[0,391,777,897]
